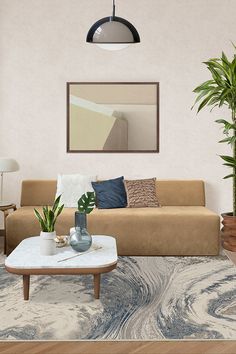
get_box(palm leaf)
[223,163,236,168]
[220,155,236,164]
[223,174,236,179]
[219,137,232,143]
[193,79,215,93]
[196,93,216,113]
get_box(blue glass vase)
[70,212,92,252]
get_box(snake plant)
[34,195,64,232]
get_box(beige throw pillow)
[124,178,161,208]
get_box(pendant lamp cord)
[112,0,115,17]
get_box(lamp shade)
[86,0,140,50]
[86,16,140,45]
[0,158,19,173]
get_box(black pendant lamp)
[86,0,140,51]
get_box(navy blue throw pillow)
[92,176,127,209]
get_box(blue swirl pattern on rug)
[0,254,235,340]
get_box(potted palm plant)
[34,195,64,255]
[192,45,236,252]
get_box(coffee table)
[5,235,117,300]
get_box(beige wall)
[0,0,236,222]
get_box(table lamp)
[0,158,19,207]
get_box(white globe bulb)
[96,43,130,51]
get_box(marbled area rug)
[0,254,236,340]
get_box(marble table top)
[5,235,118,269]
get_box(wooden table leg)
[94,274,100,299]
[23,275,30,300]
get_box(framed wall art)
[67,82,159,153]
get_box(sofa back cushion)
[21,180,57,206]
[20,179,205,207]
[156,180,205,206]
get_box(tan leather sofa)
[6,179,220,256]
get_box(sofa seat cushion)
[6,206,219,256]
[6,206,76,236]
[90,206,219,252]
[91,205,216,217]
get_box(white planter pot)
[40,231,56,256]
